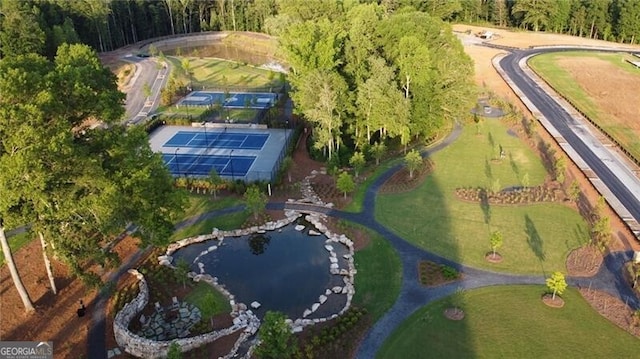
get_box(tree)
[349,152,366,178]
[615,0,640,43]
[244,185,268,220]
[208,168,223,199]
[255,311,298,359]
[512,0,554,32]
[489,230,503,257]
[354,56,410,148]
[0,1,46,57]
[569,180,581,203]
[554,156,566,183]
[404,150,422,179]
[0,225,35,312]
[174,258,190,289]
[0,45,185,289]
[336,171,355,199]
[369,141,386,165]
[546,271,567,300]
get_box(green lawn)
[180,195,241,220]
[351,222,402,320]
[529,51,640,162]
[378,285,640,359]
[167,56,284,90]
[377,120,588,274]
[170,194,245,241]
[0,231,32,267]
[171,211,248,241]
[184,281,231,319]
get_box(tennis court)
[164,130,268,150]
[163,153,255,177]
[179,91,278,109]
[149,125,293,181]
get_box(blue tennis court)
[179,91,277,109]
[164,131,268,150]
[163,153,255,177]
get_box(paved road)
[122,55,170,125]
[498,47,640,235]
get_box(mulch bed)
[541,294,565,308]
[379,158,434,194]
[485,252,503,263]
[418,260,462,287]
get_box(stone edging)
[113,269,248,359]
[158,208,356,356]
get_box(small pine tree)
[546,271,567,300]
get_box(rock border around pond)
[155,209,357,357]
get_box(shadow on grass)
[525,215,546,272]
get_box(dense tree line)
[451,0,640,43]
[2,0,639,60]
[277,2,474,164]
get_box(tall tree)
[294,70,348,159]
[0,224,34,312]
[355,56,409,148]
[614,0,640,43]
[512,0,554,31]
[0,0,46,57]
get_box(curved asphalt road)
[499,47,640,228]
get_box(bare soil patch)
[0,234,139,358]
[556,56,640,125]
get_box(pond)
[172,219,349,320]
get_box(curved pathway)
[170,122,640,358]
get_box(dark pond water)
[172,220,348,319]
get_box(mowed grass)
[378,286,640,359]
[184,281,231,319]
[351,222,402,320]
[377,120,588,274]
[167,57,283,90]
[170,195,245,241]
[529,51,640,162]
[180,195,241,220]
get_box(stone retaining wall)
[113,269,249,359]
